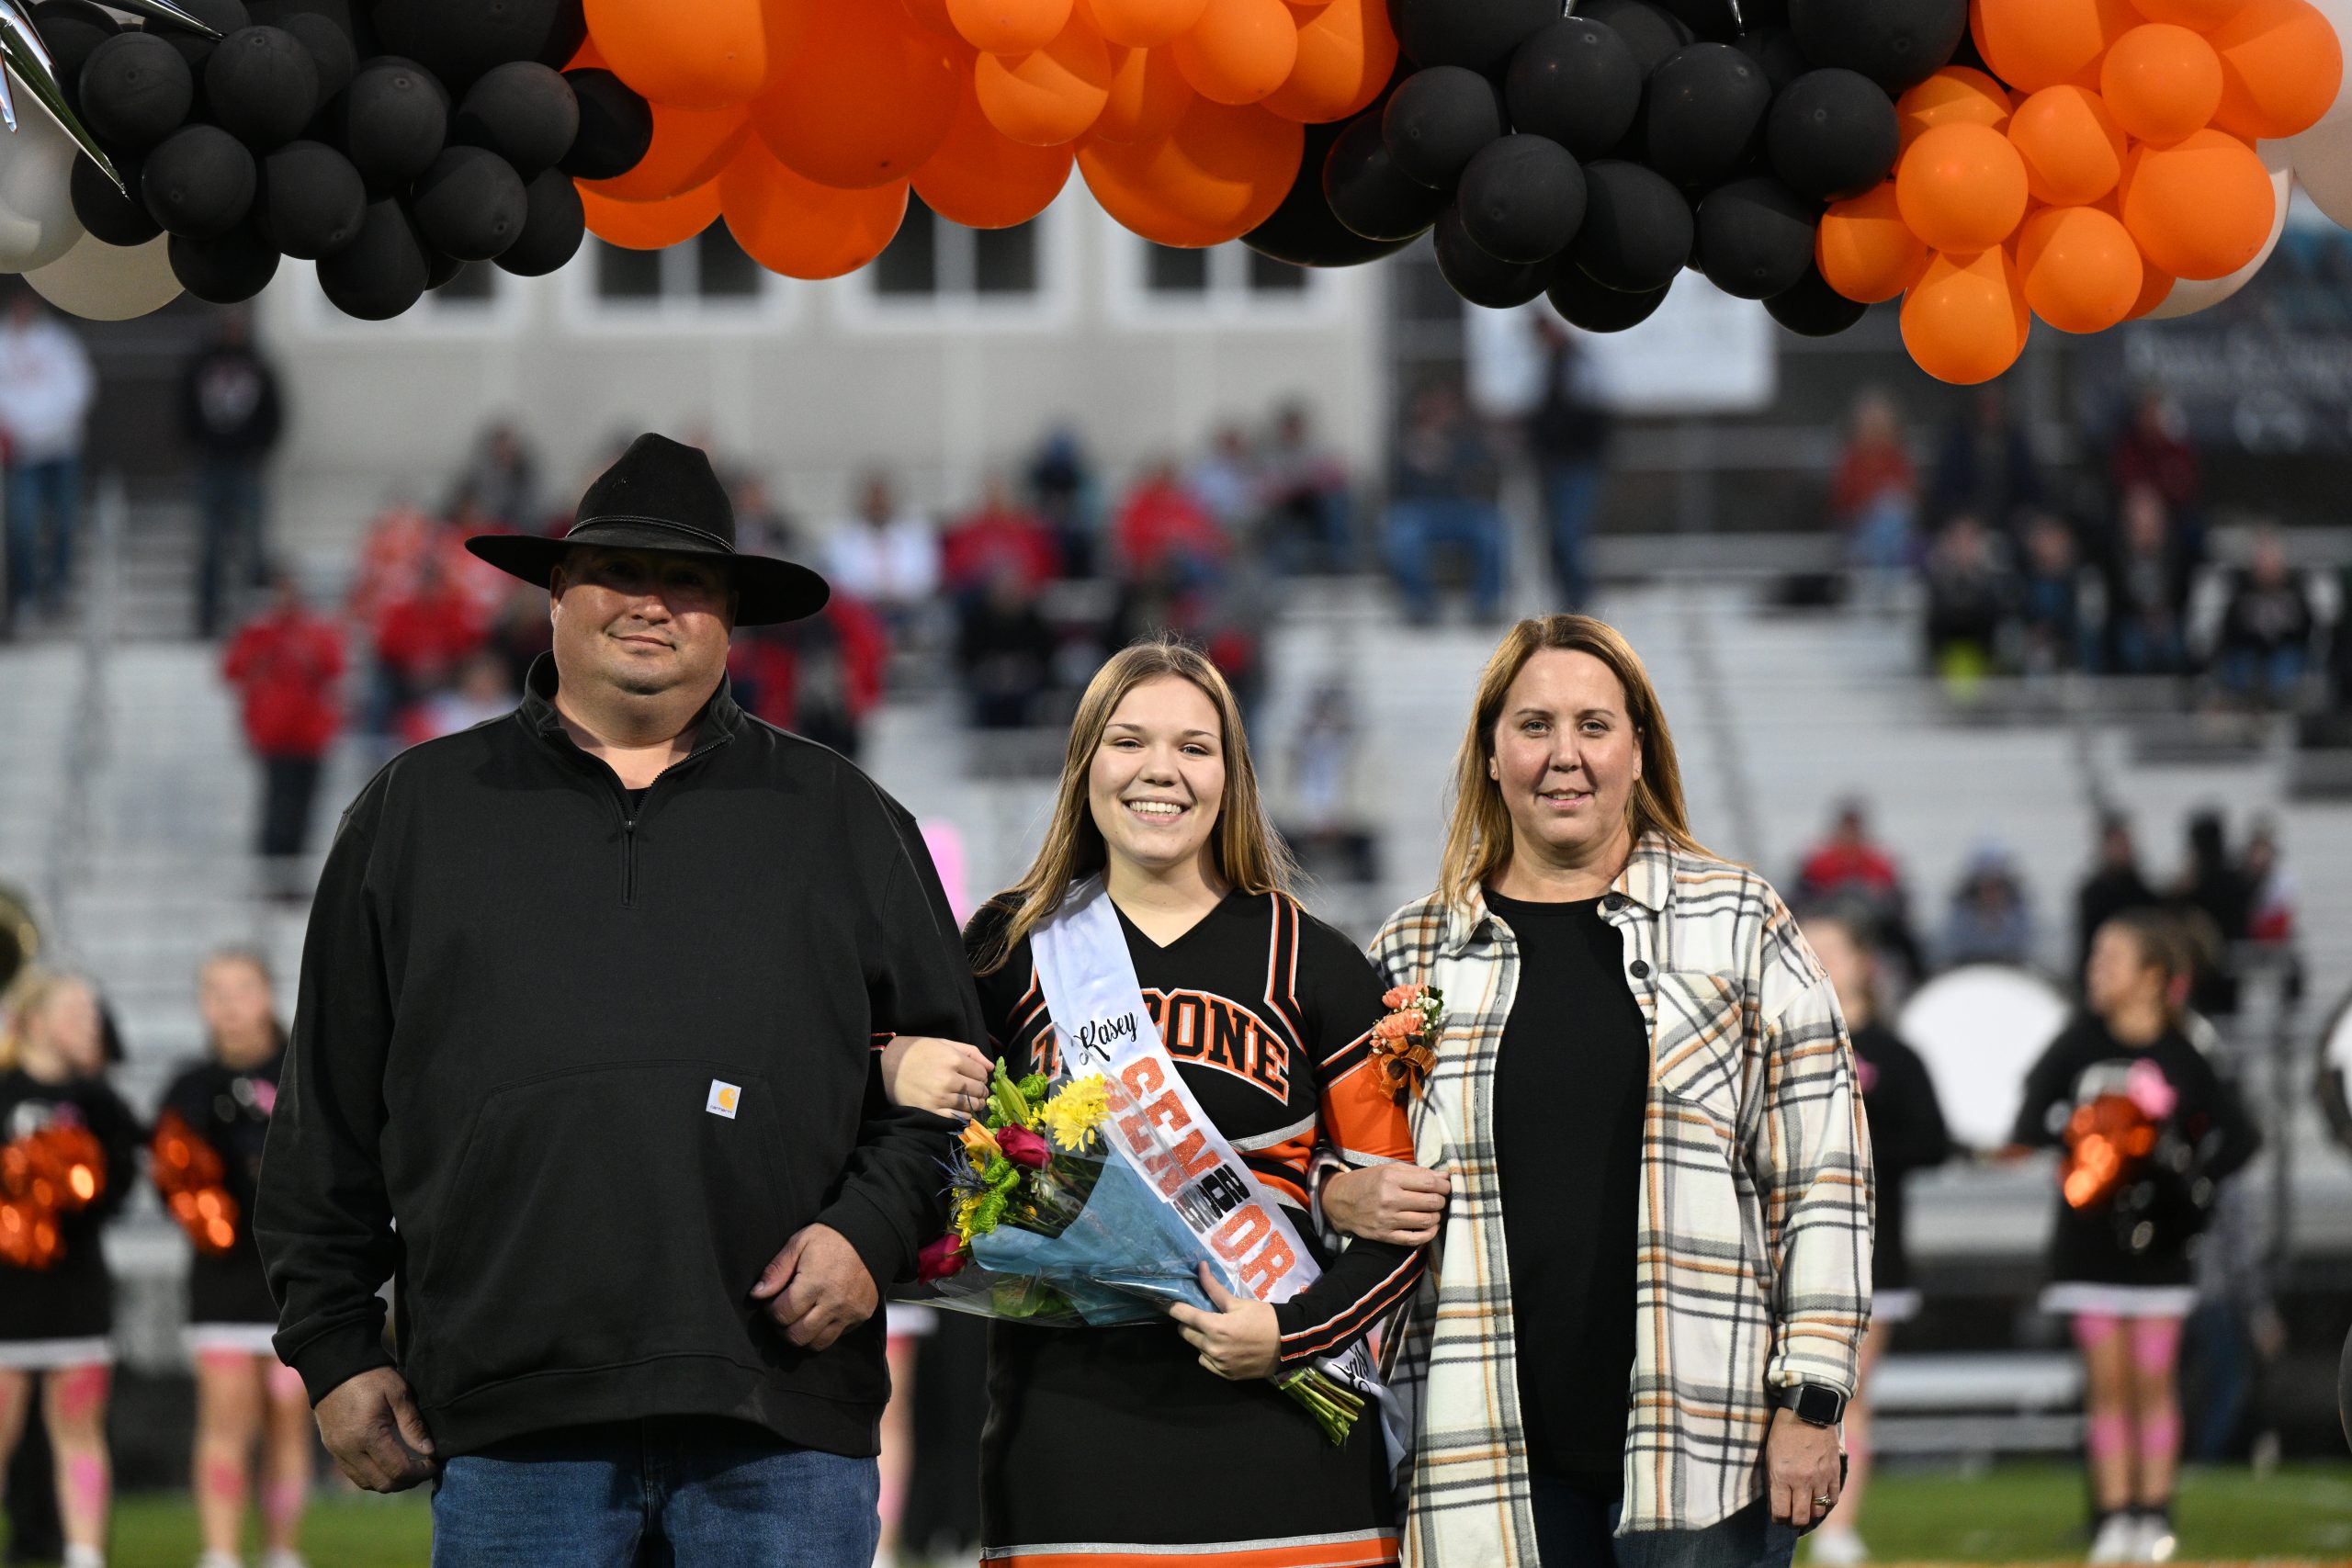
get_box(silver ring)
[1813,1495,1835,1508]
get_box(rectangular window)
[865,195,1047,305]
[588,223,772,306]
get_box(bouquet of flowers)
[1370,984,1444,1104]
[915,1060,1374,1444]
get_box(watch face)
[1793,1385,1841,1424]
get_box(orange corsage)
[1371,984,1446,1104]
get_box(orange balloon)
[2015,204,2143,331]
[719,143,910,279]
[915,79,1076,225]
[2007,86,2128,205]
[754,0,964,188]
[2119,127,2277,277]
[1170,0,1298,105]
[582,104,750,202]
[1084,0,1213,48]
[2132,0,2253,24]
[582,180,724,249]
[2125,258,2177,317]
[1262,0,1396,123]
[1896,67,2013,151]
[1078,98,1303,243]
[1093,44,1197,142]
[584,0,766,110]
[2207,0,2345,141]
[2100,24,2222,144]
[1896,122,2030,254]
[566,35,605,69]
[978,15,1116,145]
[1971,0,2143,93]
[1902,246,2030,385]
[1817,182,1928,303]
[902,0,961,37]
[950,0,1074,55]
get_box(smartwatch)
[1775,1382,1847,1427]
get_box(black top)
[1848,1021,1951,1293]
[256,654,983,1460]
[0,1069,143,1343]
[2009,1017,2262,1288]
[967,891,1418,1558]
[177,343,283,459]
[160,1049,286,1326]
[1485,888,1648,1492]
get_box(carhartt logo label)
[707,1081,741,1119]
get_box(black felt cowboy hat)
[464,433,830,626]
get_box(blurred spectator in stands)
[2017,512,2091,676]
[1261,400,1352,576]
[403,650,516,747]
[1795,799,1924,979]
[2109,389,2200,521]
[0,290,96,626]
[2075,812,2160,984]
[729,592,888,760]
[956,567,1058,729]
[1831,388,1919,582]
[447,421,541,531]
[1931,384,2043,532]
[369,550,483,739]
[1385,379,1506,625]
[1940,841,2037,967]
[944,474,1060,599]
[1189,422,1261,531]
[1921,512,2014,696]
[2105,486,2195,675]
[2173,809,2254,1016]
[1529,319,1611,610]
[221,571,345,877]
[2211,525,2314,708]
[345,495,448,632]
[825,470,941,634]
[1280,680,1377,886]
[1028,423,1102,579]
[1111,459,1228,582]
[179,308,285,639]
[2242,819,2295,947]
[484,581,553,692]
[729,472,800,563]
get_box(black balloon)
[142,123,257,238]
[1546,265,1672,332]
[1389,0,1557,75]
[537,0,588,68]
[1381,66,1503,191]
[1457,134,1585,264]
[1645,43,1770,187]
[71,152,162,245]
[207,26,321,146]
[1763,261,1869,336]
[411,145,527,260]
[162,0,251,78]
[1506,19,1641,161]
[1568,159,1691,292]
[29,2,120,103]
[424,247,468,289]
[454,62,578,177]
[1244,119,1420,267]
[279,12,357,98]
[169,221,281,302]
[317,197,427,317]
[1650,0,1742,42]
[496,164,584,276]
[340,56,448,187]
[1571,0,1693,78]
[384,0,566,90]
[1787,0,1968,94]
[251,0,359,28]
[1768,68,1898,202]
[1734,25,1810,93]
[258,138,365,255]
[559,67,651,180]
[1742,0,1791,22]
[78,33,195,150]
[1694,175,1815,299]
[1322,112,1444,242]
[1433,205,1554,309]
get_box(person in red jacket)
[1111,461,1228,581]
[221,573,346,868]
[941,477,1060,598]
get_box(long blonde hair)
[0,968,70,1074]
[1436,615,1710,909]
[973,638,1295,974]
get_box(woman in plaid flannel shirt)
[1323,615,1873,1568]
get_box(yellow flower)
[1039,1074,1110,1152]
[952,1192,985,1240]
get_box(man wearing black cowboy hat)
[256,434,983,1566]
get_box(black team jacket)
[256,655,979,1459]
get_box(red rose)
[997,1124,1052,1170]
[917,1234,968,1282]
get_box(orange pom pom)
[2207,0,2345,141]
[1902,246,2030,385]
[2119,127,2278,278]
[1896,67,2014,151]
[1817,182,1928,303]
[2016,204,2143,332]
[719,143,910,279]
[977,15,1116,145]
[915,80,1076,226]
[583,0,766,110]
[2101,24,2223,144]
[1169,0,1298,105]
[1262,0,1397,124]
[2007,86,2129,206]
[1896,121,2030,254]
[1971,0,2143,93]
[582,181,723,248]
[1093,44,1196,143]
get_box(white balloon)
[23,229,181,320]
[2143,151,2294,320]
[2303,0,2352,129]
[2283,114,2352,229]
[0,96,86,275]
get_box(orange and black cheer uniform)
[969,890,1421,1568]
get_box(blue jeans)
[198,457,268,637]
[1532,1481,1798,1568]
[431,1418,881,1568]
[5,456,80,615]
[1386,496,1506,622]
[1541,459,1604,611]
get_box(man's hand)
[314,1366,438,1494]
[877,1036,994,1118]
[751,1224,878,1350]
[1169,1264,1280,1381]
[1764,1406,1843,1529]
[1321,1162,1450,1247]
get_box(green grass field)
[32,1463,2352,1567]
